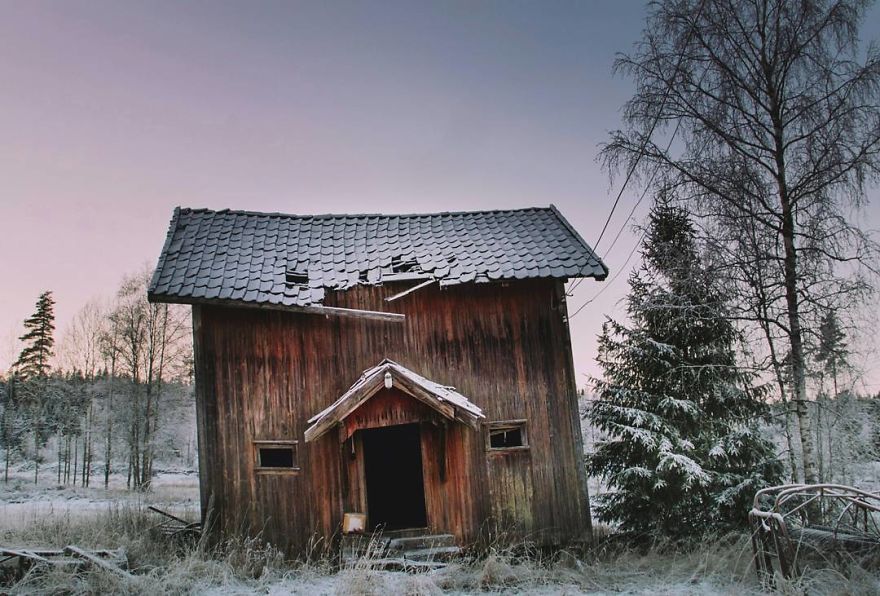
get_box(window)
[486,420,528,451]
[253,440,299,474]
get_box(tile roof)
[148,205,607,308]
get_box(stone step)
[387,533,456,551]
[400,545,462,562]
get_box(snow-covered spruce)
[587,195,782,539]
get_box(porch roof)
[304,359,484,442]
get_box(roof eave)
[146,293,406,323]
[147,206,181,295]
[549,204,610,281]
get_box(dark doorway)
[362,423,428,530]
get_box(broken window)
[487,420,528,451]
[254,440,299,473]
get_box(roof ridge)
[178,205,553,220]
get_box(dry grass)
[1,509,878,595]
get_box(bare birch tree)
[109,268,190,489]
[603,0,880,484]
[57,300,108,487]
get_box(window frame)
[485,419,530,453]
[253,440,300,475]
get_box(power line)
[566,0,706,308]
[602,119,683,256]
[569,233,643,319]
[569,229,646,319]
[568,0,705,295]
[567,116,684,297]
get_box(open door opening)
[362,423,428,531]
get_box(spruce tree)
[588,198,781,539]
[14,291,56,379]
[13,291,56,483]
[815,309,848,397]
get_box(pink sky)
[1,1,878,392]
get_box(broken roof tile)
[148,206,607,308]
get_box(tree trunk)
[771,87,819,485]
[57,435,62,484]
[827,409,834,482]
[72,435,78,487]
[104,371,114,489]
[33,423,39,485]
[780,216,819,484]
[2,406,8,485]
[756,288,802,483]
[83,401,92,488]
[3,376,11,484]
[140,382,153,489]
[64,435,70,484]
[816,399,824,483]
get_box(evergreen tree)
[815,309,848,397]
[12,291,56,483]
[588,197,781,539]
[14,291,56,379]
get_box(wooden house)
[148,206,607,555]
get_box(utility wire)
[567,0,706,307]
[569,229,645,319]
[580,0,703,254]
[568,117,684,297]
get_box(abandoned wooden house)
[147,206,608,555]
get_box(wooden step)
[387,534,456,551]
[363,558,447,572]
[400,545,461,561]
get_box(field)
[1,468,877,595]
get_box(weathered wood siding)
[192,279,591,554]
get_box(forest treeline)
[0,268,195,489]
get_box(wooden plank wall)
[192,279,591,554]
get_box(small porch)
[305,359,484,535]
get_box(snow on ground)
[1,466,876,594]
[0,466,199,530]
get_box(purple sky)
[1,1,878,391]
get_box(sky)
[1,1,878,391]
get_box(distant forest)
[1,268,196,489]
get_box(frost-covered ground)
[1,467,877,594]
[0,465,199,530]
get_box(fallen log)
[63,545,133,579]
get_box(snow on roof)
[148,205,607,309]
[304,359,484,442]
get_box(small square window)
[486,420,529,451]
[260,447,294,468]
[254,440,299,474]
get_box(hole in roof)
[286,270,308,286]
[391,255,420,274]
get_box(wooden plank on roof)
[384,279,436,302]
[147,294,405,322]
